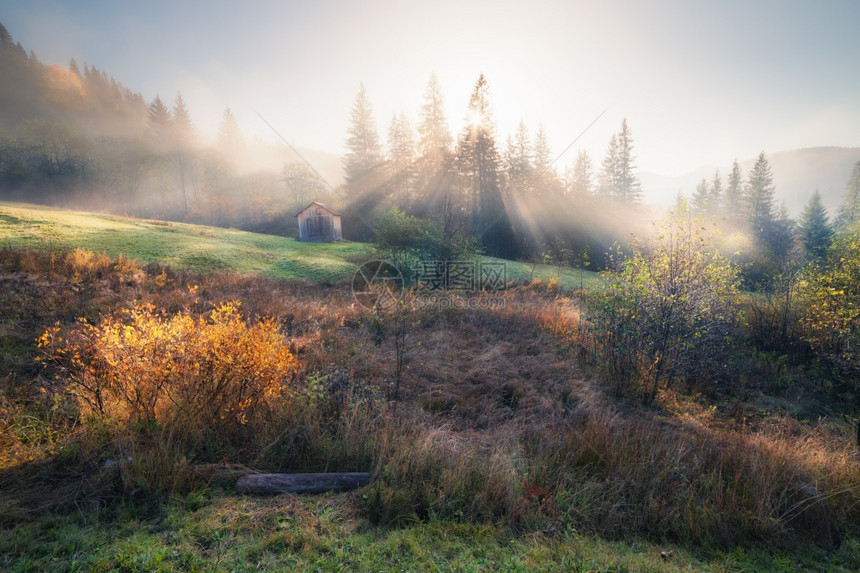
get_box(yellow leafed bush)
[39,301,298,456]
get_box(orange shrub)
[39,301,298,453]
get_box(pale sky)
[3,0,860,176]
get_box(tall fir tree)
[566,149,594,197]
[709,169,723,215]
[798,189,833,260]
[455,74,513,256]
[615,118,642,203]
[597,134,619,199]
[746,151,776,237]
[216,107,245,167]
[417,72,452,169]
[387,112,416,206]
[343,83,382,183]
[725,159,744,222]
[836,160,860,230]
[504,120,531,195]
[147,95,172,132]
[692,179,710,214]
[171,92,193,141]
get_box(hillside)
[640,147,860,215]
[0,202,367,282]
[0,202,603,288]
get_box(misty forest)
[2,18,860,571]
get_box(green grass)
[0,202,369,282]
[0,202,603,289]
[4,492,855,572]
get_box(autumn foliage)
[39,300,298,457]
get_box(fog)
[1,17,859,271]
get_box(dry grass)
[1,247,859,553]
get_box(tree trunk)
[236,472,370,495]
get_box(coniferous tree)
[836,160,860,230]
[417,72,452,169]
[532,123,560,196]
[746,151,776,238]
[455,74,513,256]
[68,57,81,78]
[217,107,242,154]
[692,179,710,214]
[171,92,193,140]
[504,120,531,195]
[343,83,382,183]
[171,92,195,214]
[387,112,416,206]
[799,190,833,260]
[615,118,642,203]
[597,134,619,199]
[566,150,594,197]
[710,169,723,215]
[147,95,172,132]
[725,159,744,221]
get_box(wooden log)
[236,472,371,495]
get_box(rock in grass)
[236,472,371,495]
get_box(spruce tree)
[147,95,172,131]
[455,74,513,256]
[171,92,193,140]
[692,179,710,214]
[417,72,452,169]
[615,118,642,203]
[343,84,382,183]
[799,190,833,260]
[387,112,416,206]
[566,150,594,197]
[710,169,723,215]
[598,134,619,199]
[746,151,776,237]
[504,120,531,195]
[725,160,744,221]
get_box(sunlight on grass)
[0,202,600,289]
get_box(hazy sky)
[3,0,860,176]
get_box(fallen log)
[236,472,371,495]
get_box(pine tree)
[692,179,710,214]
[746,151,776,237]
[417,72,452,169]
[343,83,382,183]
[147,95,172,131]
[455,74,513,256]
[504,120,531,195]
[725,159,744,221]
[836,160,860,230]
[710,169,723,215]
[597,134,618,199]
[799,190,833,260]
[387,112,416,206]
[171,92,193,140]
[566,150,594,197]
[456,74,501,221]
[615,118,642,203]
[68,57,81,78]
[217,107,244,162]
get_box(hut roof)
[296,202,341,218]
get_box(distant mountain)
[639,147,860,216]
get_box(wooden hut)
[296,202,342,242]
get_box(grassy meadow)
[1,203,859,572]
[0,202,603,289]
